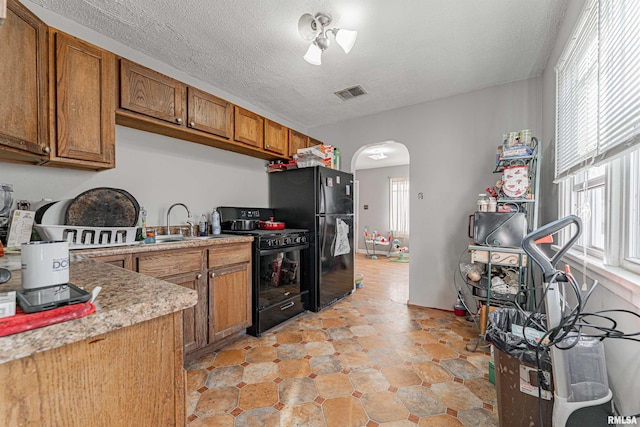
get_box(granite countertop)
[72,234,253,257]
[0,254,198,365]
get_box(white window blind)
[389,177,409,238]
[598,1,640,156]
[555,0,640,180]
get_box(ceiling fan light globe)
[335,29,357,54]
[298,13,319,41]
[303,43,322,65]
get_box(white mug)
[21,241,70,290]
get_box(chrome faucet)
[166,203,193,236]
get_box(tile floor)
[185,254,498,427]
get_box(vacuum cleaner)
[522,215,613,426]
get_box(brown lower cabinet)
[0,313,186,427]
[90,241,252,357]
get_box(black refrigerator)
[269,167,354,312]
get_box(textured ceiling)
[26,0,568,129]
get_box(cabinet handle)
[42,146,51,153]
[189,121,195,127]
[196,273,202,279]
[210,272,215,278]
[176,118,183,124]
[266,144,270,148]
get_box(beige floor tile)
[279,402,325,427]
[187,369,208,390]
[242,362,278,383]
[188,414,234,427]
[360,391,409,423]
[238,382,278,410]
[322,396,368,427]
[348,368,391,393]
[412,361,454,383]
[278,358,311,378]
[234,407,280,427]
[332,338,363,353]
[315,372,355,398]
[339,351,375,370]
[419,414,464,427]
[276,331,303,344]
[194,387,239,417]
[213,349,245,367]
[245,346,277,363]
[279,377,318,405]
[381,365,422,388]
[421,343,459,360]
[430,381,484,412]
[302,329,329,342]
[322,317,346,328]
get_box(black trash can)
[486,308,554,427]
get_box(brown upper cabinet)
[234,106,263,148]
[0,1,115,170]
[48,31,115,168]
[264,119,288,156]
[288,129,310,157]
[120,59,186,125]
[0,0,48,162]
[187,87,233,139]
[119,59,233,140]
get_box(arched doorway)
[351,141,410,303]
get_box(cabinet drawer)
[136,249,202,278]
[208,243,251,268]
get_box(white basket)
[35,225,137,247]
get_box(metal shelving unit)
[468,138,541,337]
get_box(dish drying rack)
[35,225,138,249]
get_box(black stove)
[218,207,310,336]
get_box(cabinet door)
[288,129,309,157]
[234,106,263,148]
[264,119,288,156]
[165,272,208,354]
[187,87,232,139]
[209,263,251,341]
[120,59,185,125]
[52,31,115,167]
[0,0,48,158]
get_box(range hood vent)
[334,85,367,101]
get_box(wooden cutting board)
[65,188,139,227]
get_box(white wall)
[540,0,640,416]
[0,126,268,225]
[355,165,410,252]
[310,77,542,310]
[0,2,306,225]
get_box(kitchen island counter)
[0,254,198,364]
[0,254,198,426]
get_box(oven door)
[256,245,308,309]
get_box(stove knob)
[284,237,291,245]
[300,236,307,243]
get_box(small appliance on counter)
[218,207,310,336]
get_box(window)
[389,177,409,238]
[623,151,640,273]
[556,0,640,277]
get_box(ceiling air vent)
[334,85,367,101]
